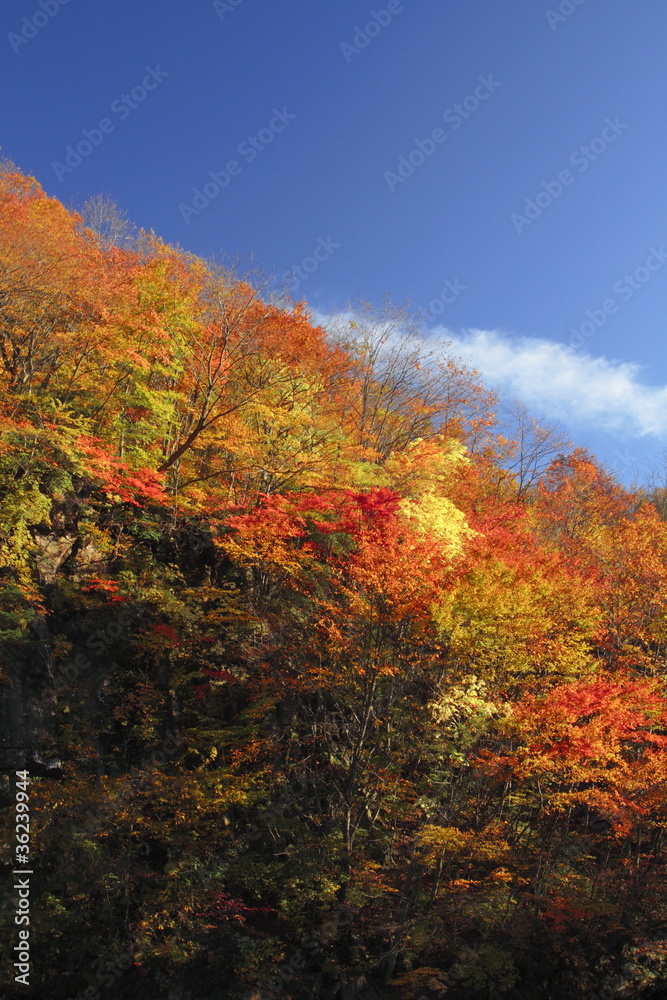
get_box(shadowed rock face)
[0,654,34,772]
[0,532,109,775]
[0,624,61,774]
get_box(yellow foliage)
[417,824,470,863]
[400,491,474,556]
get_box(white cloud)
[434,328,667,439]
[313,306,667,442]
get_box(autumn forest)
[3,165,667,1000]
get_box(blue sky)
[2,0,667,484]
